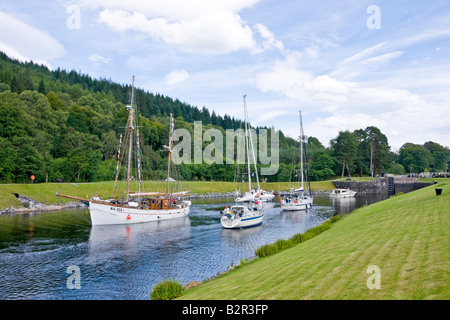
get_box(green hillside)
[1,52,448,185]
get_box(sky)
[0,0,449,151]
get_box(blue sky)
[1,0,449,150]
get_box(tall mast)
[243,95,252,192]
[299,110,304,190]
[243,94,260,192]
[166,113,174,194]
[126,75,135,202]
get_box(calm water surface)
[0,195,385,300]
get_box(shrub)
[291,232,303,244]
[330,215,341,224]
[254,243,279,257]
[275,239,294,251]
[254,216,340,258]
[150,279,183,300]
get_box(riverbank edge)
[0,181,334,214]
[0,190,333,215]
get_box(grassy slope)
[180,181,449,300]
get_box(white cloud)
[69,0,260,20]
[251,51,314,100]
[254,24,284,53]
[332,44,404,80]
[97,8,259,55]
[164,69,190,86]
[252,51,354,105]
[0,11,65,68]
[89,54,112,63]
[68,0,285,55]
[250,36,450,150]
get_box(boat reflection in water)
[329,197,357,215]
[279,209,307,225]
[88,216,191,254]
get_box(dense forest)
[0,52,449,184]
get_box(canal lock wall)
[333,177,434,197]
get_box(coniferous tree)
[38,79,46,94]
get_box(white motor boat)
[329,188,357,198]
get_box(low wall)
[333,177,433,195]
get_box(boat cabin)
[148,198,170,210]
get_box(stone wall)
[333,177,433,196]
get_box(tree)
[309,150,335,181]
[364,126,390,176]
[387,161,406,175]
[398,143,433,173]
[67,105,98,133]
[330,131,357,178]
[352,126,390,177]
[38,79,46,94]
[423,141,450,172]
[11,136,43,182]
[63,148,102,181]
[46,91,66,110]
[10,76,21,93]
[305,136,325,162]
[0,137,17,182]
[353,128,370,176]
[0,91,29,138]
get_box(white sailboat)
[233,98,274,204]
[57,76,191,225]
[234,188,275,203]
[221,94,264,229]
[280,111,313,211]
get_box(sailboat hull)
[280,197,313,211]
[89,201,191,225]
[221,211,264,229]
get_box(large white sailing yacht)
[221,95,264,229]
[57,76,191,225]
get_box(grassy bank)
[179,181,449,300]
[0,180,335,210]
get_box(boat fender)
[127,214,131,220]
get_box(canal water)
[0,195,385,300]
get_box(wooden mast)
[166,113,174,195]
[126,75,135,203]
[243,95,252,193]
[299,110,304,191]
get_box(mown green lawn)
[179,181,450,300]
